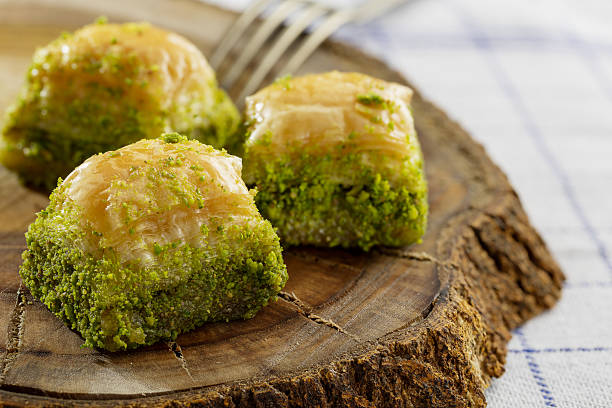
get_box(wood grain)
[0,0,564,406]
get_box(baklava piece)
[20,133,287,351]
[243,72,427,250]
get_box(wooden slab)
[0,0,564,406]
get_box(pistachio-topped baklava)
[20,134,287,351]
[0,20,240,191]
[243,71,428,250]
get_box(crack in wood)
[469,217,562,312]
[376,248,458,269]
[167,341,195,383]
[0,285,26,386]
[278,291,360,341]
[288,251,363,273]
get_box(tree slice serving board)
[0,0,565,406]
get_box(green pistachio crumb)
[356,93,384,106]
[160,132,187,144]
[274,74,292,90]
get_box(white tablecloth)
[209,0,612,406]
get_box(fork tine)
[236,3,328,102]
[209,0,276,70]
[277,8,353,77]
[278,0,410,76]
[220,0,304,90]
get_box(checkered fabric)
[210,0,612,406]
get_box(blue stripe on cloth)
[564,281,612,289]
[514,329,558,407]
[562,29,612,107]
[509,346,612,354]
[338,29,612,54]
[445,0,612,278]
[446,2,561,406]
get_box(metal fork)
[210,0,409,103]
